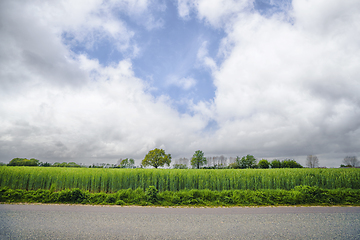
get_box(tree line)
[6,158,83,167]
[143,149,303,169]
[143,150,358,169]
[4,158,136,168]
[2,150,359,169]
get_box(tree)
[53,162,81,167]
[306,155,319,168]
[270,159,281,168]
[119,158,135,168]
[67,162,81,168]
[239,155,257,168]
[190,150,207,169]
[258,159,270,169]
[343,156,359,167]
[8,158,39,166]
[173,164,187,169]
[229,156,241,169]
[89,163,104,168]
[39,162,51,167]
[281,159,303,168]
[142,148,171,168]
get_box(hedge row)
[1,186,359,206]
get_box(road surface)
[1,204,359,239]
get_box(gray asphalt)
[0,204,359,239]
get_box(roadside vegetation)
[1,150,359,206]
[1,185,359,206]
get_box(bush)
[0,186,360,206]
[145,186,158,204]
[89,192,107,204]
[104,194,117,204]
[116,200,126,205]
[57,188,87,203]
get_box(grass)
[1,167,360,193]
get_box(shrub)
[1,186,360,206]
[145,186,158,203]
[104,194,117,204]
[115,200,126,205]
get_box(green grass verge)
[1,186,359,206]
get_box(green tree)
[67,162,81,168]
[52,162,81,167]
[142,148,171,168]
[119,158,135,168]
[53,162,66,167]
[281,159,303,168]
[89,164,104,168]
[258,159,270,169]
[270,159,281,168]
[8,158,39,166]
[39,162,51,167]
[191,150,207,169]
[173,164,187,169]
[239,155,257,168]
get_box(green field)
[1,167,359,193]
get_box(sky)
[1,0,360,167]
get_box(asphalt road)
[1,204,359,239]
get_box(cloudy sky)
[1,0,359,167]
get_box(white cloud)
[196,0,253,27]
[178,0,254,27]
[6,0,139,57]
[0,54,206,161]
[177,0,192,19]
[167,76,197,90]
[197,41,218,72]
[0,0,206,164]
[16,0,164,56]
[110,0,166,30]
[190,0,360,165]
